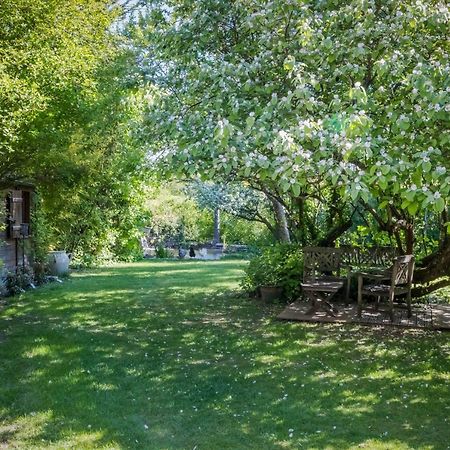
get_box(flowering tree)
[186,181,284,242]
[131,0,449,293]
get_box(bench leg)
[407,289,412,318]
[345,273,351,305]
[357,275,363,317]
[388,290,395,322]
[304,291,339,317]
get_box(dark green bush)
[241,244,303,300]
[155,246,172,258]
[32,261,49,286]
[4,267,34,296]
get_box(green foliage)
[0,1,150,265]
[339,210,442,261]
[30,197,52,265]
[132,0,449,282]
[146,183,213,245]
[4,267,33,296]
[31,261,48,287]
[145,182,274,247]
[0,0,119,182]
[220,252,251,261]
[220,212,272,246]
[186,181,276,243]
[242,244,303,300]
[32,53,151,266]
[136,0,449,216]
[155,246,172,259]
[0,206,4,274]
[187,181,270,221]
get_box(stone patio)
[277,301,450,330]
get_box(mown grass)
[0,259,449,449]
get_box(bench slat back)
[303,247,342,282]
[340,246,399,267]
[302,246,400,283]
[391,255,415,286]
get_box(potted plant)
[241,248,284,302]
[258,260,285,302]
[259,281,284,303]
[241,244,304,303]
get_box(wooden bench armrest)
[357,272,391,281]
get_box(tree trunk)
[316,218,353,247]
[405,224,415,255]
[295,196,309,246]
[412,239,450,296]
[213,207,221,245]
[270,197,291,243]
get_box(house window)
[6,189,31,238]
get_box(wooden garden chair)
[301,247,345,317]
[357,255,415,321]
[341,246,399,303]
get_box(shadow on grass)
[0,260,449,449]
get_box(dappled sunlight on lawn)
[0,260,448,449]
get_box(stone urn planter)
[259,286,283,303]
[48,251,71,276]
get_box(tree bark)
[405,224,415,255]
[295,196,309,246]
[213,208,221,244]
[412,239,450,296]
[271,198,291,243]
[316,218,353,247]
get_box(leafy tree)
[0,0,119,184]
[1,1,151,263]
[130,0,449,294]
[144,182,213,246]
[186,181,281,242]
[37,53,151,264]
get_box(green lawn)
[0,260,449,449]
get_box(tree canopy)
[0,0,120,183]
[0,0,151,262]
[1,0,449,291]
[134,0,449,212]
[126,0,449,292]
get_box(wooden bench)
[340,246,399,302]
[301,247,345,316]
[301,246,399,316]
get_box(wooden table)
[345,267,391,303]
[301,280,345,317]
[354,268,393,317]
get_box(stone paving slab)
[277,301,450,330]
[432,304,450,330]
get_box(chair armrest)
[356,267,391,280]
[361,272,390,280]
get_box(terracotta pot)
[260,286,283,303]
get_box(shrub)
[221,252,250,260]
[32,261,48,286]
[241,244,303,301]
[155,246,172,258]
[4,267,34,296]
